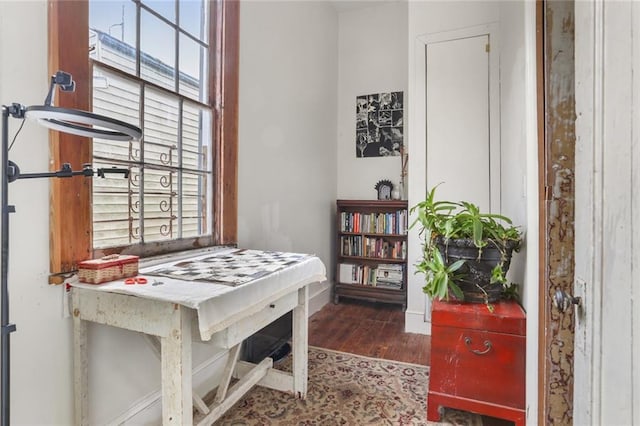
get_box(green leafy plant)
[416,246,465,300]
[411,185,522,303]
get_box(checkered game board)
[148,249,312,287]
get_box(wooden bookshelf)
[334,199,408,310]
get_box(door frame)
[537,0,576,424]
[522,1,542,424]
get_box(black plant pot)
[435,236,518,303]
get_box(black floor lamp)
[1,71,142,426]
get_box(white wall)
[237,0,338,312]
[336,1,408,200]
[499,1,530,309]
[499,2,539,424]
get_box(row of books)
[340,235,407,259]
[340,210,408,235]
[338,263,404,288]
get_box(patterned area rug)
[214,346,482,425]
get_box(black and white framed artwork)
[356,91,403,158]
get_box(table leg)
[145,335,209,415]
[292,285,308,398]
[161,306,193,426]
[72,299,88,426]
[214,343,241,403]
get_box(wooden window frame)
[47,0,238,280]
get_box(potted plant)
[411,185,522,305]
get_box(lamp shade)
[25,105,142,141]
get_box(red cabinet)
[427,300,526,425]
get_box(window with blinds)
[88,0,213,251]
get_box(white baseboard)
[404,309,431,335]
[309,283,331,316]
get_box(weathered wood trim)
[144,335,210,415]
[234,361,294,392]
[197,357,272,425]
[213,0,239,245]
[48,0,92,274]
[535,2,546,423]
[631,3,640,419]
[208,291,298,348]
[160,306,193,426]
[73,287,195,425]
[72,303,89,425]
[292,285,309,398]
[214,343,241,403]
[539,0,576,424]
[72,288,178,336]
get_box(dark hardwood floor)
[308,298,514,426]
[308,298,430,365]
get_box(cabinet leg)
[427,394,441,422]
[333,294,339,304]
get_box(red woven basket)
[78,254,139,284]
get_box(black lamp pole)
[0,72,141,426]
[1,105,16,426]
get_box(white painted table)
[71,249,326,426]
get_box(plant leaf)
[449,281,464,300]
[473,219,483,246]
[447,259,466,273]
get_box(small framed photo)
[375,180,393,200]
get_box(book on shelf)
[376,264,403,288]
[340,209,408,234]
[376,264,403,280]
[338,263,404,289]
[341,235,406,260]
[339,263,377,286]
[338,263,360,284]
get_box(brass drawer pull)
[464,336,492,355]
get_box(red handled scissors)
[124,276,148,285]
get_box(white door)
[574,1,640,424]
[426,33,498,212]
